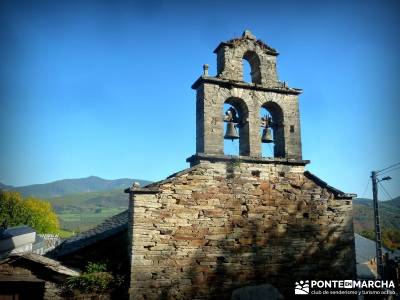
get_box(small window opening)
[242,51,261,84]
[290,125,295,133]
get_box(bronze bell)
[224,122,239,140]
[261,127,273,143]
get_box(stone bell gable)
[126,31,356,299]
[192,31,302,160]
[214,30,279,85]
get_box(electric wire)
[360,179,370,198]
[378,181,393,201]
[377,162,400,174]
[379,165,400,176]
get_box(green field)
[45,189,129,232]
[57,207,126,232]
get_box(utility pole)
[371,171,384,278]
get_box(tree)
[360,228,400,250]
[382,229,400,250]
[0,190,26,229]
[24,197,60,233]
[0,190,60,233]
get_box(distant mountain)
[49,189,129,212]
[0,182,13,190]
[353,196,400,232]
[0,176,151,198]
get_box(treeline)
[360,229,400,250]
[0,190,59,233]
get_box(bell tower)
[127,30,356,300]
[190,30,303,163]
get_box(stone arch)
[224,97,250,156]
[242,50,262,84]
[261,101,285,157]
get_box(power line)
[379,165,400,176]
[360,179,370,198]
[377,162,400,174]
[378,181,393,201]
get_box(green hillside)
[0,176,151,199]
[47,188,130,232]
[0,176,151,232]
[353,196,400,232]
[0,183,12,190]
[353,196,400,250]
[49,189,128,211]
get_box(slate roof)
[0,226,35,239]
[355,233,400,262]
[1,252,80,277]
[354,233,400,279]
[355,233,377,279]
[304,171,356,199]
[355,233,378,264]
[48,210,128,258]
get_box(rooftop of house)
[1,252,80,278]
[0,226,35,240]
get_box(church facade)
[126,31,356,299]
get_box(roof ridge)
[304,171,356,199]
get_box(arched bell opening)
[223,97,249,156]
[260,108,274,157]
[242,50,261,84]
[242,59,252,83]
[260,102,285,158]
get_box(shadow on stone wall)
[158,218,355,299]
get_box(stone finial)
[131,182,141,189]
[242,30,256,40]
[203,64,209,76]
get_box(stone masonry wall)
[128,161,356,299]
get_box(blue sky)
[1,0,399,199]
